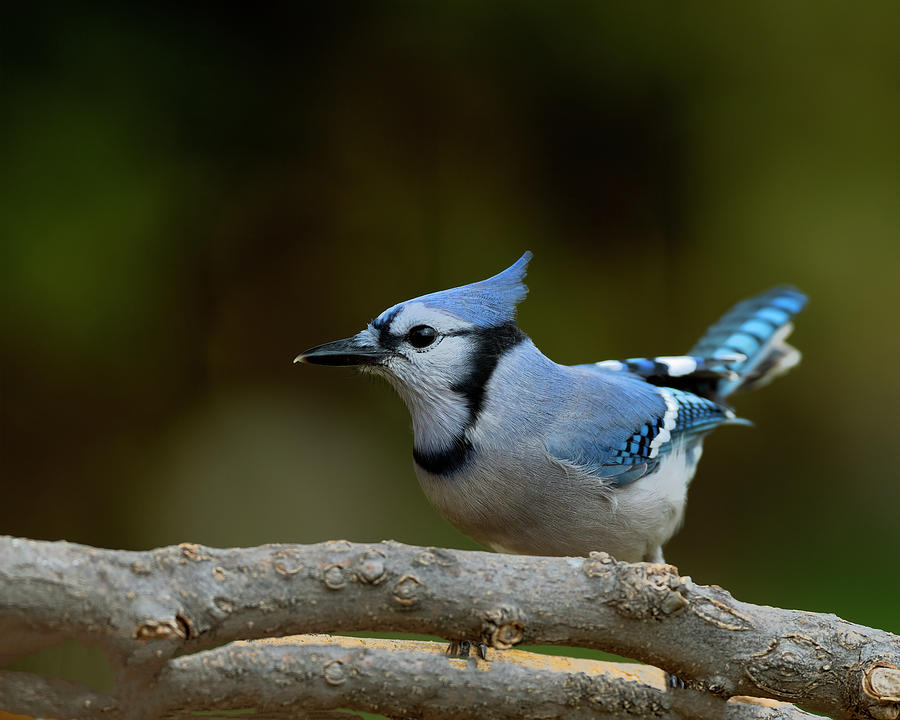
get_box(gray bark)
[1,536,898,720]
[1,637,818,720]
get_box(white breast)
[414,441,703,562]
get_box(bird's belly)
[414,450,695,562]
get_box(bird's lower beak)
[295,333,388,367]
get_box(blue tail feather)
[690,286,807,398]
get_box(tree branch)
[154,636,825,720]
[1,536,898,720]
[1,637,819,720]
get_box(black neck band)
[414,322,526,476]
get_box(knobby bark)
[0,536,897,720]
[1,636,819,720]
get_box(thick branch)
[1,637,818,720]
[151,636,823,720]
[1,536,898,720]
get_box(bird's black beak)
[295,332,388,367]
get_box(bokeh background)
[2,0,898,704]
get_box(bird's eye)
[407,325,438,349]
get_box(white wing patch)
[654,356,698,377]
[594,360,625,371]
[649,390,679,458]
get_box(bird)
[296,252,806,565]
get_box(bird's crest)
[376,251,532,328]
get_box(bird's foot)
[446,639,488,659]
[665,672,686,689]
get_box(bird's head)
[296,252,532,422]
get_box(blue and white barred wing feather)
[544,370,744,487]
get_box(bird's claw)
[446,639,489,659]
[446,639,467,657]
[666,672,686,689]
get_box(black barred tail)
[689,286,807,399]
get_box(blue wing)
[546,288,803,486]
[545,368,743,486]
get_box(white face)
[364,302,480,450]
[368,302,477,391]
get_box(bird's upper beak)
[295,330,388,367]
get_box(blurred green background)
[2,0,898,704]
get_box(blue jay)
[297,252,806,564]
